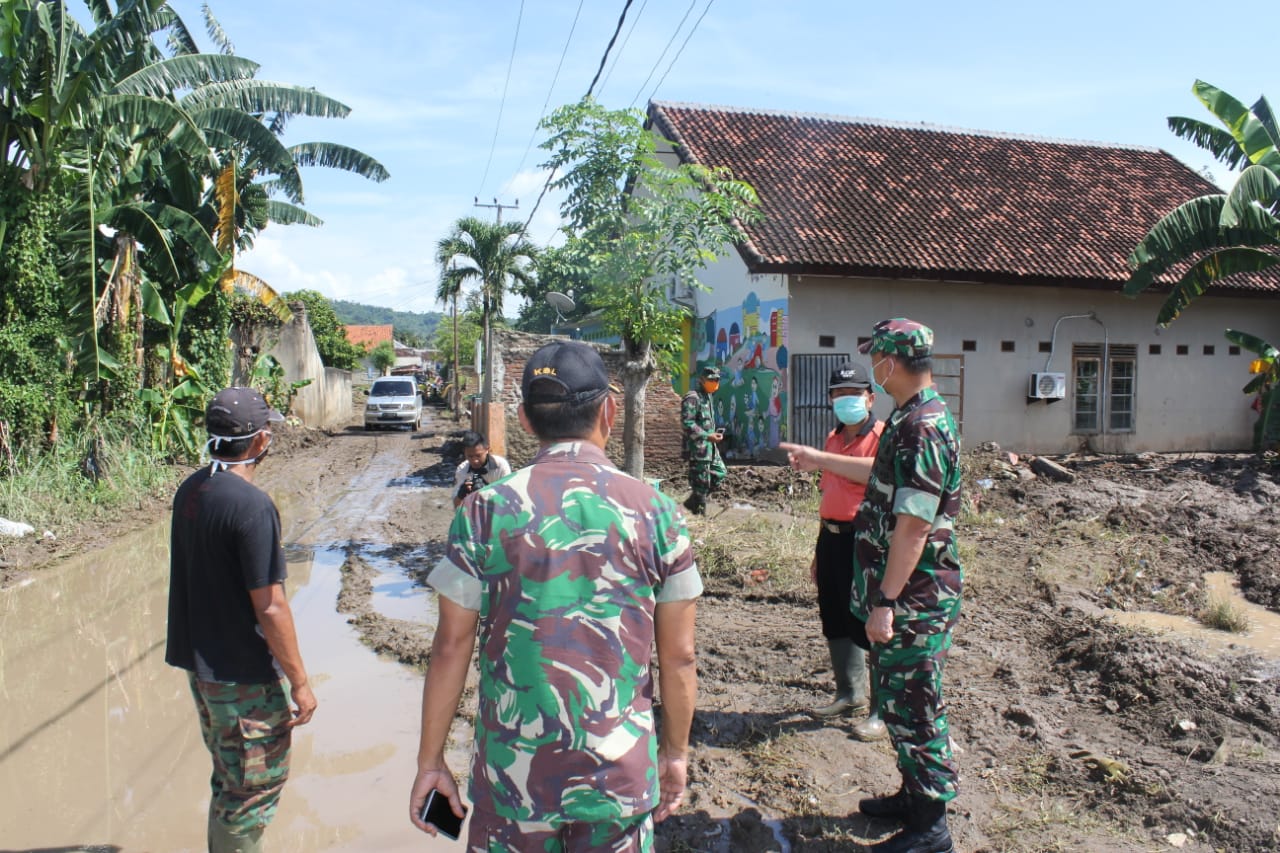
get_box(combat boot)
[868,795,954,853]
[858,783,912,819]
[682,494,706,515]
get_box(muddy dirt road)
[0,417,462,852]
[3,409,1280,852]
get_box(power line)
[512,0,586,179]
[629,0,696,109]
[475,0,526,197]
[595,0,650,99]
[646,0,715,106]
[520,0,635,237]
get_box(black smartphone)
[419,789,467,841]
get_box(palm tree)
[1123,80,1279,325]
[435,217,538,433]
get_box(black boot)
[868,795,953,853]
[858,784,911,819]
[682,494,706,515]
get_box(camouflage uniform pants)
[466,808,653,852]
[188,673,292,846]
[686,454,727,500]
[868,619,959,802]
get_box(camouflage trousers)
[686,454,727,500]
[466,808,653,853]
[188,673,292,849]
[868,616,960,802]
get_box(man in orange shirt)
[807,362,886,740]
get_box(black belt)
[822,519,854,535]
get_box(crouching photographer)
[452,430,512,508]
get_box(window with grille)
[1072,344,1136,434]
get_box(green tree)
[539,98,761,476]
[435,216,537,431]
[517,243,596,333]
[370,339,396,375]
[1123,81,1280,448]
[285,289,364,369]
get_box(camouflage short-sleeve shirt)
[851,388,963,623]
[427,441,701,825]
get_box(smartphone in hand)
[419,789,467,841]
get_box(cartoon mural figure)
[690,290,790,459]
[768,379,783,446]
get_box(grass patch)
[1198,595,1251,633]
[689,509,813,596]
[0,415,181,536]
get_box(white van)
[363,377,422,431]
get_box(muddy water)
[1109,571,1280,659]
[0,440,466,852]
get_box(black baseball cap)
[206,387,284,437]
[522,340,613,404]
[828,361,871,390]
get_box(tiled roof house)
[344,324,394,351]
[648,101,1280,455]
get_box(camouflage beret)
[857,318,934,359]
[699,365,722,381]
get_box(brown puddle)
[0,525,465,851]
[1108,571,1280,659]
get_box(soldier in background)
[783,319,963,853]
[681,365,727,515]
[166,387,316,853]
[411,340,702,851]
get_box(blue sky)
[165,0,1277,317]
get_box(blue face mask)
[871,358,894,396]
[832,395,868,425]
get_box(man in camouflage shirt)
[411,339,702,852]
[681,365,727,515]
[783,319,962,853]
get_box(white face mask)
[206,430,272,473]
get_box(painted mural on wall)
[690,291,789,459]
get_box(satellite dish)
[546,291,576,323]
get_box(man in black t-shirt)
[166,387,316,853]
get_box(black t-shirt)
[165,466,288,683]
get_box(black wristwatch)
[874,590,898,608]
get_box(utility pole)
[471,198,519,437]
[473,196,519,224]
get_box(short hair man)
[411,340,702,852]
[681,365,727,515]
[451,429,511,508]
[166,387,316,853]
[804,362,887,741]
[782,319,963,853]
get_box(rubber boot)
[849,711,889,741]
[683,493,706,515]
[208,816,265,853]
[868,795,954,853]
[813,638,869,717]
[858,782,912,819]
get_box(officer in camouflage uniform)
[166,387,317,853]
[781,319,961,853]
[412,339,703,852]
[681,365,726,515]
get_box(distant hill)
[332,300,443,347]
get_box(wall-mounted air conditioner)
[1028,372,1066,400]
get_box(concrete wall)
[232,304,353,430]
[787,275,1280,453]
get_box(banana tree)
[1123,81,1280,326]
[1225,329,1280,450]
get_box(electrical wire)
[646,0,714,105]
[629,0,696,109]
[512,0,586,180]
[475,0,525,197]
[595,0,649,100]
[519,0,634,236]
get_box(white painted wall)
[787,275,1280,453]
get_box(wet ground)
[3,413,1280,851]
